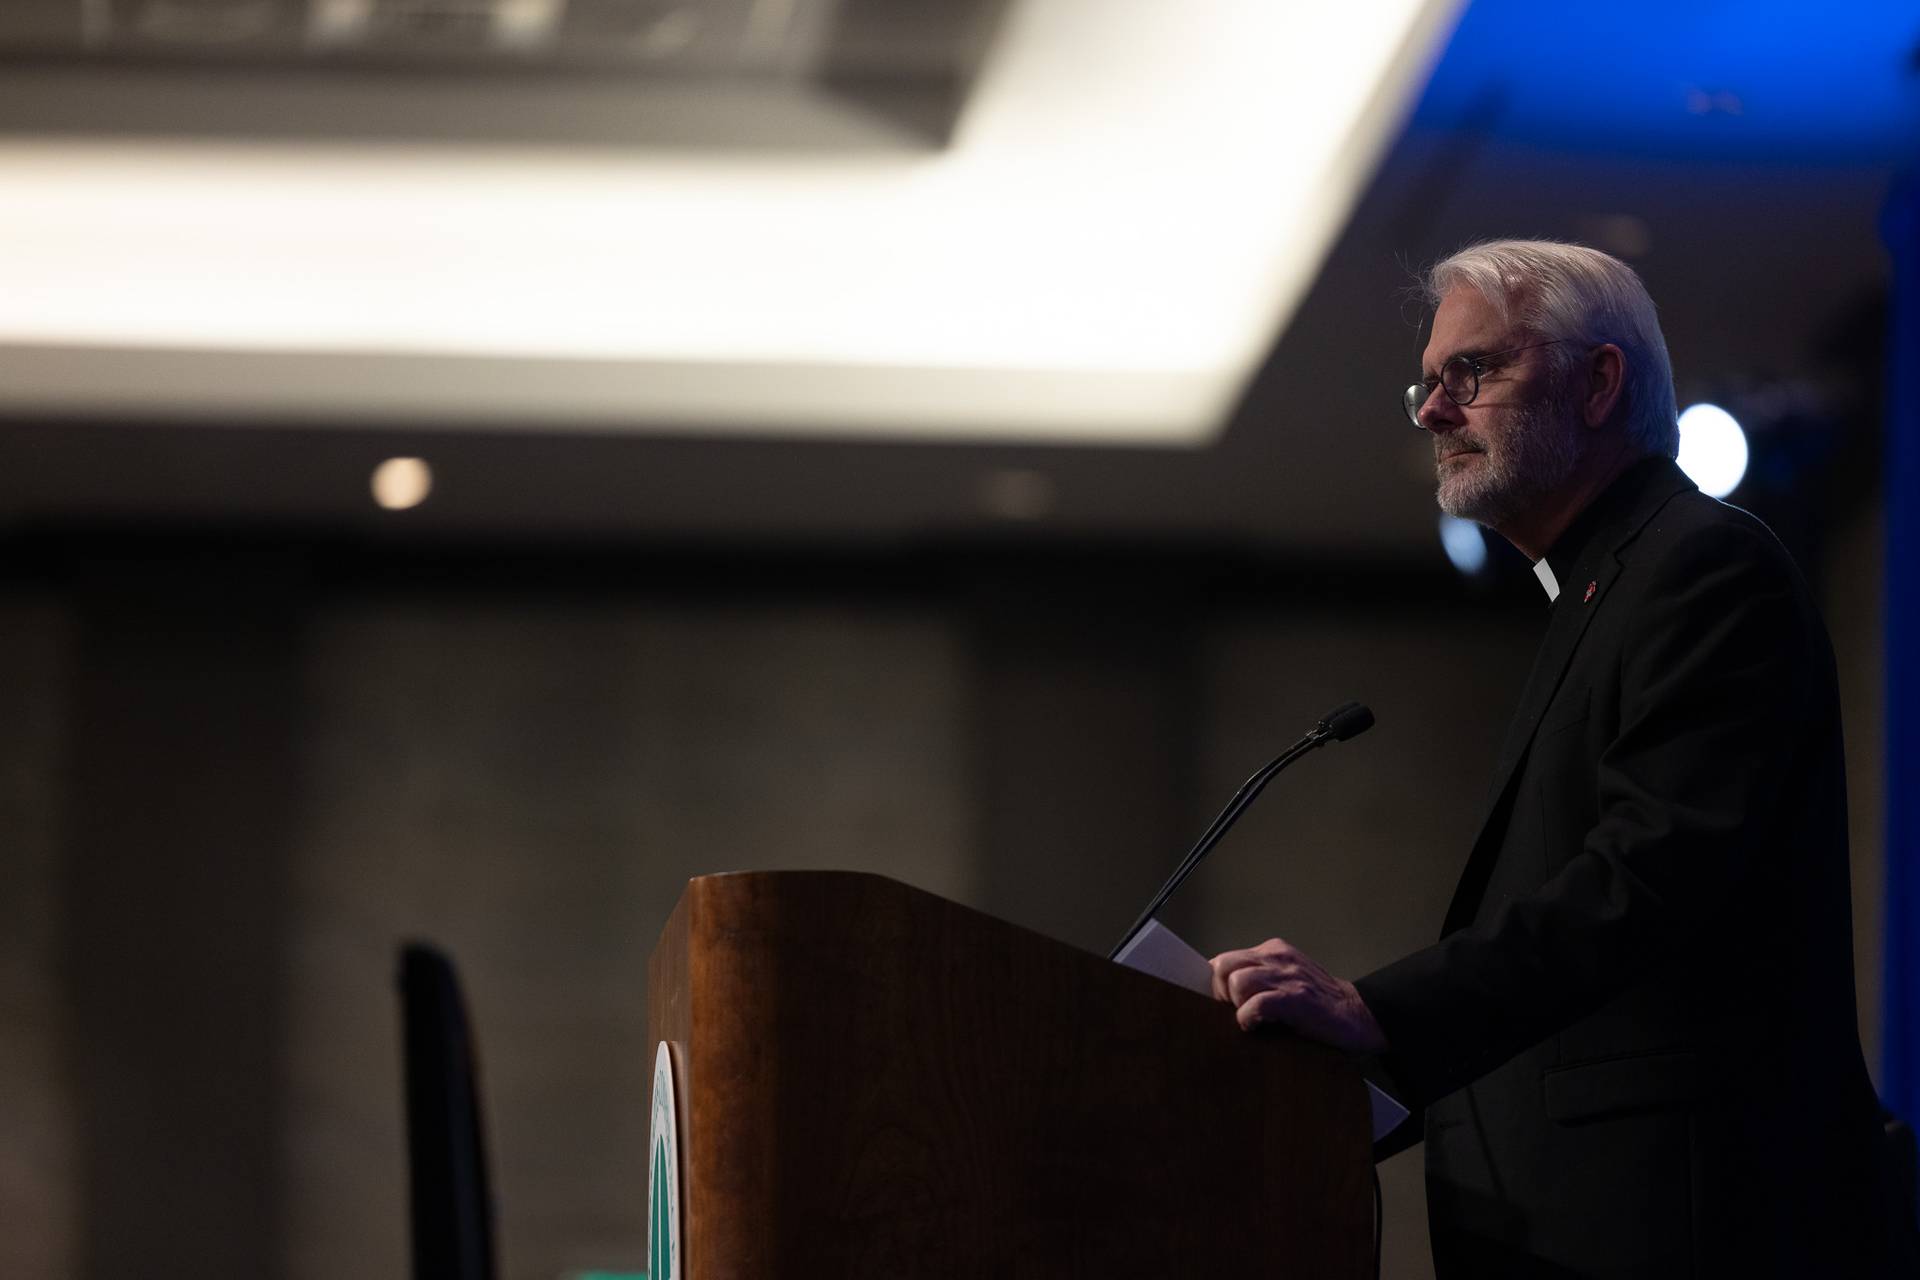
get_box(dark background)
[0,4,1912,1278]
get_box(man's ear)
[1583,343,1627,429]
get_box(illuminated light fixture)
[371,456,433,510]
[1675,403,1749,498]
[0,0,1456,445]
[1438,513,1488,576]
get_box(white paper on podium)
[1114,919,1409,1142]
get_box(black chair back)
[398,942,496,1280]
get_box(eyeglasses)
[1402,339,1568,429]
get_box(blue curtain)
[1883,172,1920,1126]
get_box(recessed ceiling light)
[371,456,433,510]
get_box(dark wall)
[0,521,1885,1280]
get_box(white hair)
[1422,239,1680,459]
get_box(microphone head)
[1318,701,1375,742]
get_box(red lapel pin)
[1583,580,1598,603]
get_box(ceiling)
[0,1,1452,445]
[1,0,1915,560]
[0,0,1003,145]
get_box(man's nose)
[1415,386,1464,432]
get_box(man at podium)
[1210,241,1893,1276]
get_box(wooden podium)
[647,871,1373,1277]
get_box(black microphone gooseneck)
[1107,701,1374,960]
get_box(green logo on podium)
[648,1043,681,1280]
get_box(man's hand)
[1209,937,1388,1054]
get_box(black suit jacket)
[1354,458,1890,1278]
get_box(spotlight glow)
[1675,403,1749,498]
[371,457,432,510]
[1439,514,1489,576]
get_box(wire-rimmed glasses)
[1403,339,1569,429]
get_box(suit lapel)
[1441,563,1618,933]
[1440,460,1695,936]
[1483,557,1621,809]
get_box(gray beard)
[1435,397,1583,528]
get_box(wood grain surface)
[647,870,1371,1278]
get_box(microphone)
[1320,700,1374,742]
[1108,701,1374,960]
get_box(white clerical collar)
[1533,558,1561,602]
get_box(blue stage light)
[1676,403,1750,498]
[1409,1,1920,164]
